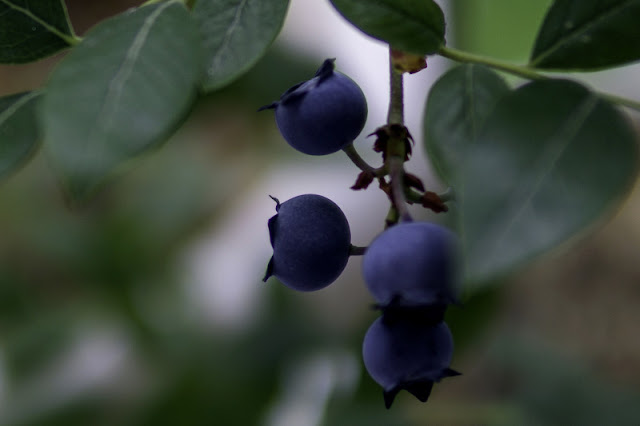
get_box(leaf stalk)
[438,45,640,112]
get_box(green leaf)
[0,0,75,63]
[329,0,445,54]
[530,0,640,70]
[193,0,290,92]
[41,2,202,200]
[424,64,510,186]
[460,79,638,285]
[0,91,41,179]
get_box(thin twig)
[342,143,385,175]
[386,47,411,223]
[387,48,405,125]
[388,156,412,222]
[349,245,367,256]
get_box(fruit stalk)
[388,155,411,222]
[342,143,383,175]
[349,245,367,256]
[386,47,411,223]
[387,46,404,126]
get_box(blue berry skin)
[362,317,460,408]
[259,58,368,155]
[362,222,459,310]
[263,194,351,291]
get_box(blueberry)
[263,194,351,291]
[362,222,459,312]
[362,317,460,408]
[259,58,368,155]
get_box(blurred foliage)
[450,0,553,60]
[487,336,640,426]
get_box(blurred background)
[1,0,640,425]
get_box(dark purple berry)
[362,317,460,408]
[263,194,351,291]
[259,58,368,155]
[362,222,459,310]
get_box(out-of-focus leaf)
[3,314,72,383]
[193,0,290,91]
[445,284,503,353]
[460,79,638,285]
[424,64,510,186]
[530,0,640,70]
[449,0,552,60]
[41,2,202,201]
[490,336,640,426]
[0,92,41,179]
[329,0,446,54]
[0,0,75,63]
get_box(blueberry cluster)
[361,222,460,408]
[261,59,460,408]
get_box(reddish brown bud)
[390,49,428,74]
[351,171,376,190]
[420,191,449,213]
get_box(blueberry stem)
[342,143,385,176]
[388,156,412,222]
[386,47,412,223]
[349,245,368,256]
[406,187,454,203]
[384,205,399,228]
[387,49,404,125]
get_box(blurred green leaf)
[0,0,74,63]
[489,336,640,426]
[449,0,552,60]
[460,79,638,285]
[324,402,413,426]
[0,92,41,180]
[41,2,202,201]
[329,0,445,54]
[445,284,503,354]
[193,0,290,92]
[424,65,510,186]
[7,399,105,426]
[530,0,640,70]
[209,48,317,107]
[4,314,72,383]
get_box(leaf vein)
[0,0,76,45]
[490,93,600,254]
[88,2,173,150]
[0,92,38,128]
[208,0,249,78]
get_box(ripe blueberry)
[259,58,368,155]
[362,222,459,312]
[263,194,351,291]
[362,317,460,408]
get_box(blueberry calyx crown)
[257,58,337,112]
[313,57,336,81]
[262,195,281,282]
[383,367,461,409]
[258,58,368,155]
